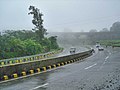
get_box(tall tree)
[28,6,47,41]
[110,21,120,32]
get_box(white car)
[98,47,104,51]
[70,47,76,54]
[96,44,100,48]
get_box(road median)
[0,49,93,83]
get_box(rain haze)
[0,0,120,32]
[1,1,120,90]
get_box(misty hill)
[47,32,120,46]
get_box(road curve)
[0,46,120,90]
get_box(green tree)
[0,6,60,60]
[8,37,25,57]
[49,36,59,49]
[24,39,43,55]
[40,38,51,52]
[28,6,47,42]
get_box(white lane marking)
[109,53,111,55]
[104,56,109,63]
[98,55,109,71]
[30,83,49,90]
[105,56,109,60]
[85,63,97,70]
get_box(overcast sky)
[0,0,120,32]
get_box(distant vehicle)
[70,47,76,54]
[98,47,104,51]
[96,43,100,48]
[91,49,95,53]
[96,45,100,48]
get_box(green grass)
[99,40,120,47]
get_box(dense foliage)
[0,30,59,60]
[0,6,59,60]
[0,6,59,59]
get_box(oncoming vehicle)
[96,44,100,48]
[70,47,76,54]
[98,47,104,51]
[96,45,100,48]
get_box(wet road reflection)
[1,47,120,90]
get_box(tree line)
[89,21,120,32]
[0,30,59,60]
[0,6,59,60]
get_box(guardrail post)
[22,72,26,76]
[4,75,8,80]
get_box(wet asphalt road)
[0,46,120,90]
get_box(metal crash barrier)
[0,49,93,83]
[0,49,63,67]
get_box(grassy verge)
[99,40,120,47]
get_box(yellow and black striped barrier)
[0,49,63,66]
[68,61,71,64]
[57,63,60,67]
[53,65,56,68]
[30,70,34,74]
[22,72,26,76]
[13,73,18,78]
[43,67,46,72]
[0,49,93,83]
[61,62,64,66]
[1,62,5,65]
[3,75,8,80]
[48,66,52,69]
[71,60,73,63]
[0,57,88,82]
[36,68,40,73]
[65,62,67,64]
[0,59,77,82]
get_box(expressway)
[0,46,120,90]
[54,45,88,57]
